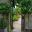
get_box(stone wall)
[25,14,32,29]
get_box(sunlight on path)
[13,15,21,32]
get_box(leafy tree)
[0,3,11,14]
[16,0,32,30]
[21,0,32,31]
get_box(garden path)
[13,15,21,32]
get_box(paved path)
[4,28,7,32]
[13,15,21,32]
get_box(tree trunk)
[21,14,25,31]
[7,13,11,32]
[10,7,14,30]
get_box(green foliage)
[15,7,21,15]
[13,6,21,15]
[12,8,16,15]
[16,0,22,4]
[16,0,32,14]
[21,0,31,14]
[0,3,11,14]
[12,7,21,21]
[13,15,19,21]
[21,7,28,14]
[0,18,7,29]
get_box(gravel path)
[13,15,21,32]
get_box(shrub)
[0,18,7,29]
[13,15,19,21]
